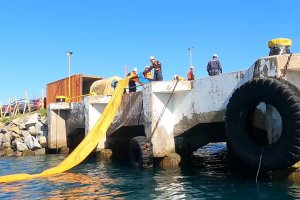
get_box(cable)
[149,80,179,141]
[256,147,264,183]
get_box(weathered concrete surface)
[47,102,70,149]
[47,54,300,160]
[48,102,85,149]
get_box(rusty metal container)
[46,74,102,106]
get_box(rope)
[256,147,264,183]
[149,80,179,141]
[281,53,293,78]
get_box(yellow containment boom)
[0,77,130,183]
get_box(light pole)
[188,47,194,67]
[66,51,73,101]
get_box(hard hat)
[145,65,149,69]
[173,75,178,79]
[190,66,194,69]
[213,54,218,57]
[133,68,137,72]
[150,56,155,60]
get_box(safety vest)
[144,71,153,79]
[129,72,138,82]
[187,70,195,80]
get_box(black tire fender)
[225,78,300,171]
[129,136,153,168]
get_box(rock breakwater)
[0,113,48,157]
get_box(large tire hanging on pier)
[225,78,300,171]
[129,136,153,168]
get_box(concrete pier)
[47,54,300,170]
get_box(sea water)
[1,143,300,199]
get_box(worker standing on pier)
[187,66,195,80]
[149,56,163,81]
[127,68,142,93]
[207,54,222,76]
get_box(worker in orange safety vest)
[127,68,143,92]
[187,66,195,80]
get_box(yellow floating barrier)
[0,77,130,183]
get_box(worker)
[207,54,222,76]
[127,68,143,93]
[187,66,195,80]
[143,66,153,80]
[173,75,185,81]
[149,56,163,81]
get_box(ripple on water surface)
[1,144,300,199]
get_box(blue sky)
[1,0,300,103]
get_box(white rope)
[256,147,264,183]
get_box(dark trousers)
[154,70,163,81]
[128,82,136,92]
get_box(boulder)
[25,113,39,128]
[60,147,69,154]
[3,142,12,148]
[37,136,47,148]
[0,149,5,157]
[2,133,11,143]
[11,132,20,140]
[18,123,27,130]
[23,149,35,156]
[15,151,23,157]
[15,141,29,151]
[35,121,44,133]
[28,126,38,136]
[9,126,21,135]
[5,148,14,156]
[21,130,30,137]
[24,135,41,150]
[11,138,24,147]
[34,148,46,155]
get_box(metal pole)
[66,51,73,101]
[188,47,194,67]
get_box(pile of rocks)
[0,113,48,157]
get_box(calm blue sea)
[1,143,300,199]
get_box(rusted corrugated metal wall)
[46,74,82,105]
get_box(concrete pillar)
[143,81,191,157]
[84,95,111,151]
[47,103,70,149]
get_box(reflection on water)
[1,144,300,199]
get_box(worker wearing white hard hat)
[127,67,142,93]
[207,53,222,76]
[187,66,195,80]
[149,55,163,81]
[143,65,153,80]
